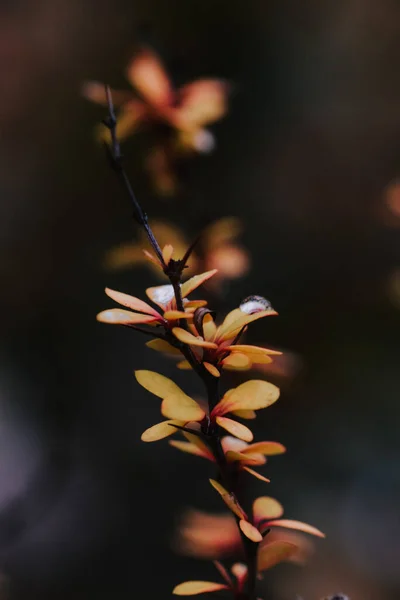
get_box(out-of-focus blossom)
[135,372,279,443]
[83,48,229,195]
[173,529,317,596]
[174,509,314,564]
[208,488,325,544]
[104,218,250,293]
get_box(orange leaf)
[161,394,205,421]
[213,561,233,587]
[231,409,257,420]
[96,309,157,325]
[173,581,229,596]
[239,520,263,542]
[177,360,193,370]
[257,541,298,572]
[253,497,284,524]
[146,283,176,308]
[172,327,217,349]
[169,440,213,461]
[222,353,251,369]
[203,362,220,377]
[162,244,174,264]
[243,441,286,456]
[181,270,218,298]
[213,380,280,416]
[141,420,183,442]
[135,370,185,398]
[146,339,182,356]
[242,467,270,483]
[218,310,277,342]
[164,310,193,320]
[225,344,282,357]
[215,417,253,442]
[266,519,325,538]
[105,287,160,317]
[209,479,247,520]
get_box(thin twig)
[102,87,259,600]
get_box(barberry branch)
[102,87,259,600]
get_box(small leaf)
[242,467,270,482]
[257,541,298,572]
[135,370,184,398]
[231,409,257,419]
[105,287,160,317]
[173,327,218,349]
[177,360,193,370]
[253,497,284,524]
[243,441,286,456]
[213,380,280,416]
[162,243,174,264]
[169,440,214,461]
[203,362,220,377]
[213,561,233,587]
[181,269,218,298]
[146,339,182,356]
[266,519,325,538]
[164,310,193,320]
[173,581,228,596]
[215,417,253,442]
[239,520,263,542]
[218,310,277,341]
[97,309,158,325]
[222,353,251,369]
[209,479,247,520]
[161,394,205,421]
[141,420,182,442]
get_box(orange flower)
[170,295,281,374]
[104,218,250,292]
[170,433,285,483]
[83,48,229,195]
[96,269,216,329]
[135,372,280,443]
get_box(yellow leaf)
[222,353,251,369]
[216,417,253,442]
[162,244,174,264]
[203,362,220,377]
[239,519,262,542]
[218,310,277,342]
[96,309,157,325]
[242,467,270,483]
[231,409,257,419]
[243,441,286,456]
[209,479,247,520]
[213,380,280,416]
[181,270,218,298]
[225,344,282,357]
[266,519,325,538]
[105,287,160,317]
[161,394,205,421]
[253,497,284,524]
[146,339,182,356]
[141,420,183,442]
[173,581,228,596]
[135,370,184,398]
[172,327,218,349]
[169,440,213,460]
[164,310,193,320]
[177,360,193,370]
[257,541,298,572]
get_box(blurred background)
[0,1,399,599]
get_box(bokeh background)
[0,1,399,599]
